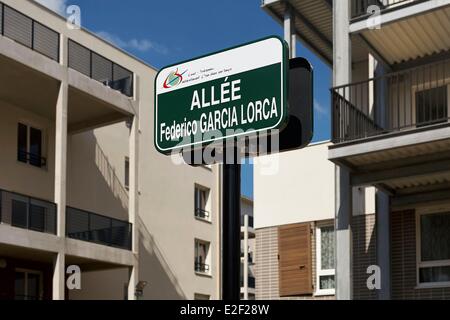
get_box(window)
[124,157,130,190]
[416,86,448,127]
[14,269,43,300]
[195,239,211,275]
[315,225,335,296]
[195,186,210,221]
[17,123,45,168]
[418,211,450,287]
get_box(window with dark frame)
[416,86,448,127]
[419,212,450,285]
[17,123,45,168]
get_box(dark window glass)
[30,204,46,232]
[27,273,40,300]
[11,199,28,229]
[421,212,450,262]
[416,86,448,126]
[14,272,26,300]
[420,266,450,284]
[125,158,130,190]
[17,123,28,163]
[29,127,42,167]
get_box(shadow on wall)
[94,141,129,212]
[67,131,128,221]
[138,216,187,300]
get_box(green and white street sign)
[154,36,289,154]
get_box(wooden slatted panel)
[278,223,313,296]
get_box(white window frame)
[416,206,450,289]
[194,185,211,223]
[195,239,212,276]
[315,223,336,296]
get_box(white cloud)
[35,0,67,15]
[97,31,168,54]
[314,99,329,117]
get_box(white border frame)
[415,205,450,289]
[315,222,336,296]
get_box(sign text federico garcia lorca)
[154,37,288,154]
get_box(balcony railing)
[195,208,210,220]
[0,189,57,234]
[351,0,428,20]
[195,262,210,274]
[18,150,47,168]
[332,58,450,144]
[66,207,132,250]
[68,40,134,97]
[0,2,60,61]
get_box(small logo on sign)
[163,68,187,89]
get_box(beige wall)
[0,100,55,201]
[254,141,335,229]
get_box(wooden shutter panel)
[278,223,313,296]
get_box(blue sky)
[38,0,332,199]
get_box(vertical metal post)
[222,147,241,301]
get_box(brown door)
[278,223,313,296]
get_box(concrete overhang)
[261,0,333,66]
[65,238,135,268]
[329,125,450,195]
[0,34,137,133]
[350,2,450,66]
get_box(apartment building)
[0,0,221,300]
[240,196,255,300]
[254,141,377,299]
[262,0,450,300]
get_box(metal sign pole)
[222,147,241,301]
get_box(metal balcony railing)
[66,207,132,250]
[195,262,210,274]
[332,58,449,144]
[195,208,210,220]
[68,40,134,97]
[0,2,60,61]
[0,189,57,234]
[18,150,47,168]
[351,0,429,20]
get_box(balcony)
[0,189,56,235]
[351,0,429,20]
[68,40,134,98]
[332,58,449,144]
[0,2,59,61]
[0,1,134,100]
[66,207,132,250]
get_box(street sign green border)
[154,35,290,155]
